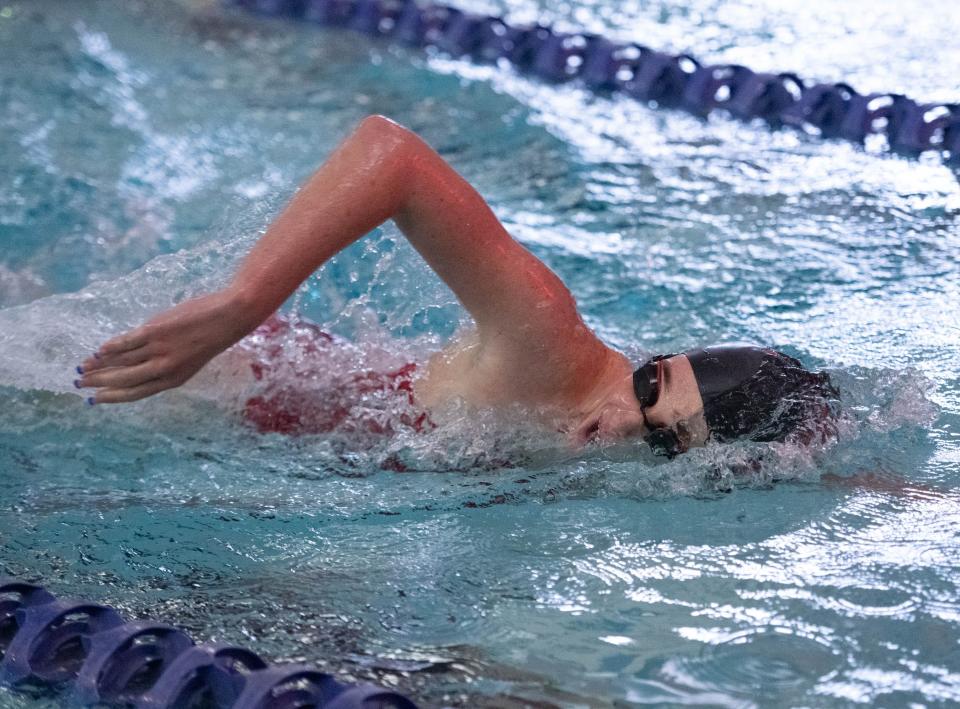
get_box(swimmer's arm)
[80,115,601,403]
[227,115,593,350]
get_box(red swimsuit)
[240,315,432,436]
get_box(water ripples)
[1,0,959,706]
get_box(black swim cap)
[684,343,839,443]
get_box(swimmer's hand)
[76,290,257,404]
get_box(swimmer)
[75,115,838,457]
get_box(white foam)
[0,230,254,395]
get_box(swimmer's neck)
[568,349,634,419]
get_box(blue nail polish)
[85,397,95,406]
[76,365,84,375]
[74,379,81,389]
[93,352,102,360]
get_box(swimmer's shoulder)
[414,328,485,409]
[416,322,612,413]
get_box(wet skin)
[568,352,707,450]
[76,115,706,450]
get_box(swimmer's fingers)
[89,377,179,405]
[80,346,153,374]
[82,324,162,373]
[77,360,167,390]
[91,327,152,362]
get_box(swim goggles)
[632,354,687,458]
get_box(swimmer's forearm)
[225,115,412,326]
[78,117,413,403]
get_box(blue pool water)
[1,0,959,706]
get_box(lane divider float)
[0,578,419,708]
[229,0,960,168]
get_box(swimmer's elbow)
[357,114,440,163]
[353,115,446,207]
[355,114,416,153]
[357,113,403,135]
[353,114,424,182]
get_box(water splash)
[0,213,939,486]
[1,1,958,705]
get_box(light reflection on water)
[470,0,960,101]
[1,0,959,707]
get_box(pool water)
[1,0,959,706]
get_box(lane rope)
[229,0,960,168]
[0,578,419,708]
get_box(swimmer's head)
[633,344,839,457]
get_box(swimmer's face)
[570,354,707,451]
[639,354,709,453]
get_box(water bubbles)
[2,0,960,706]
